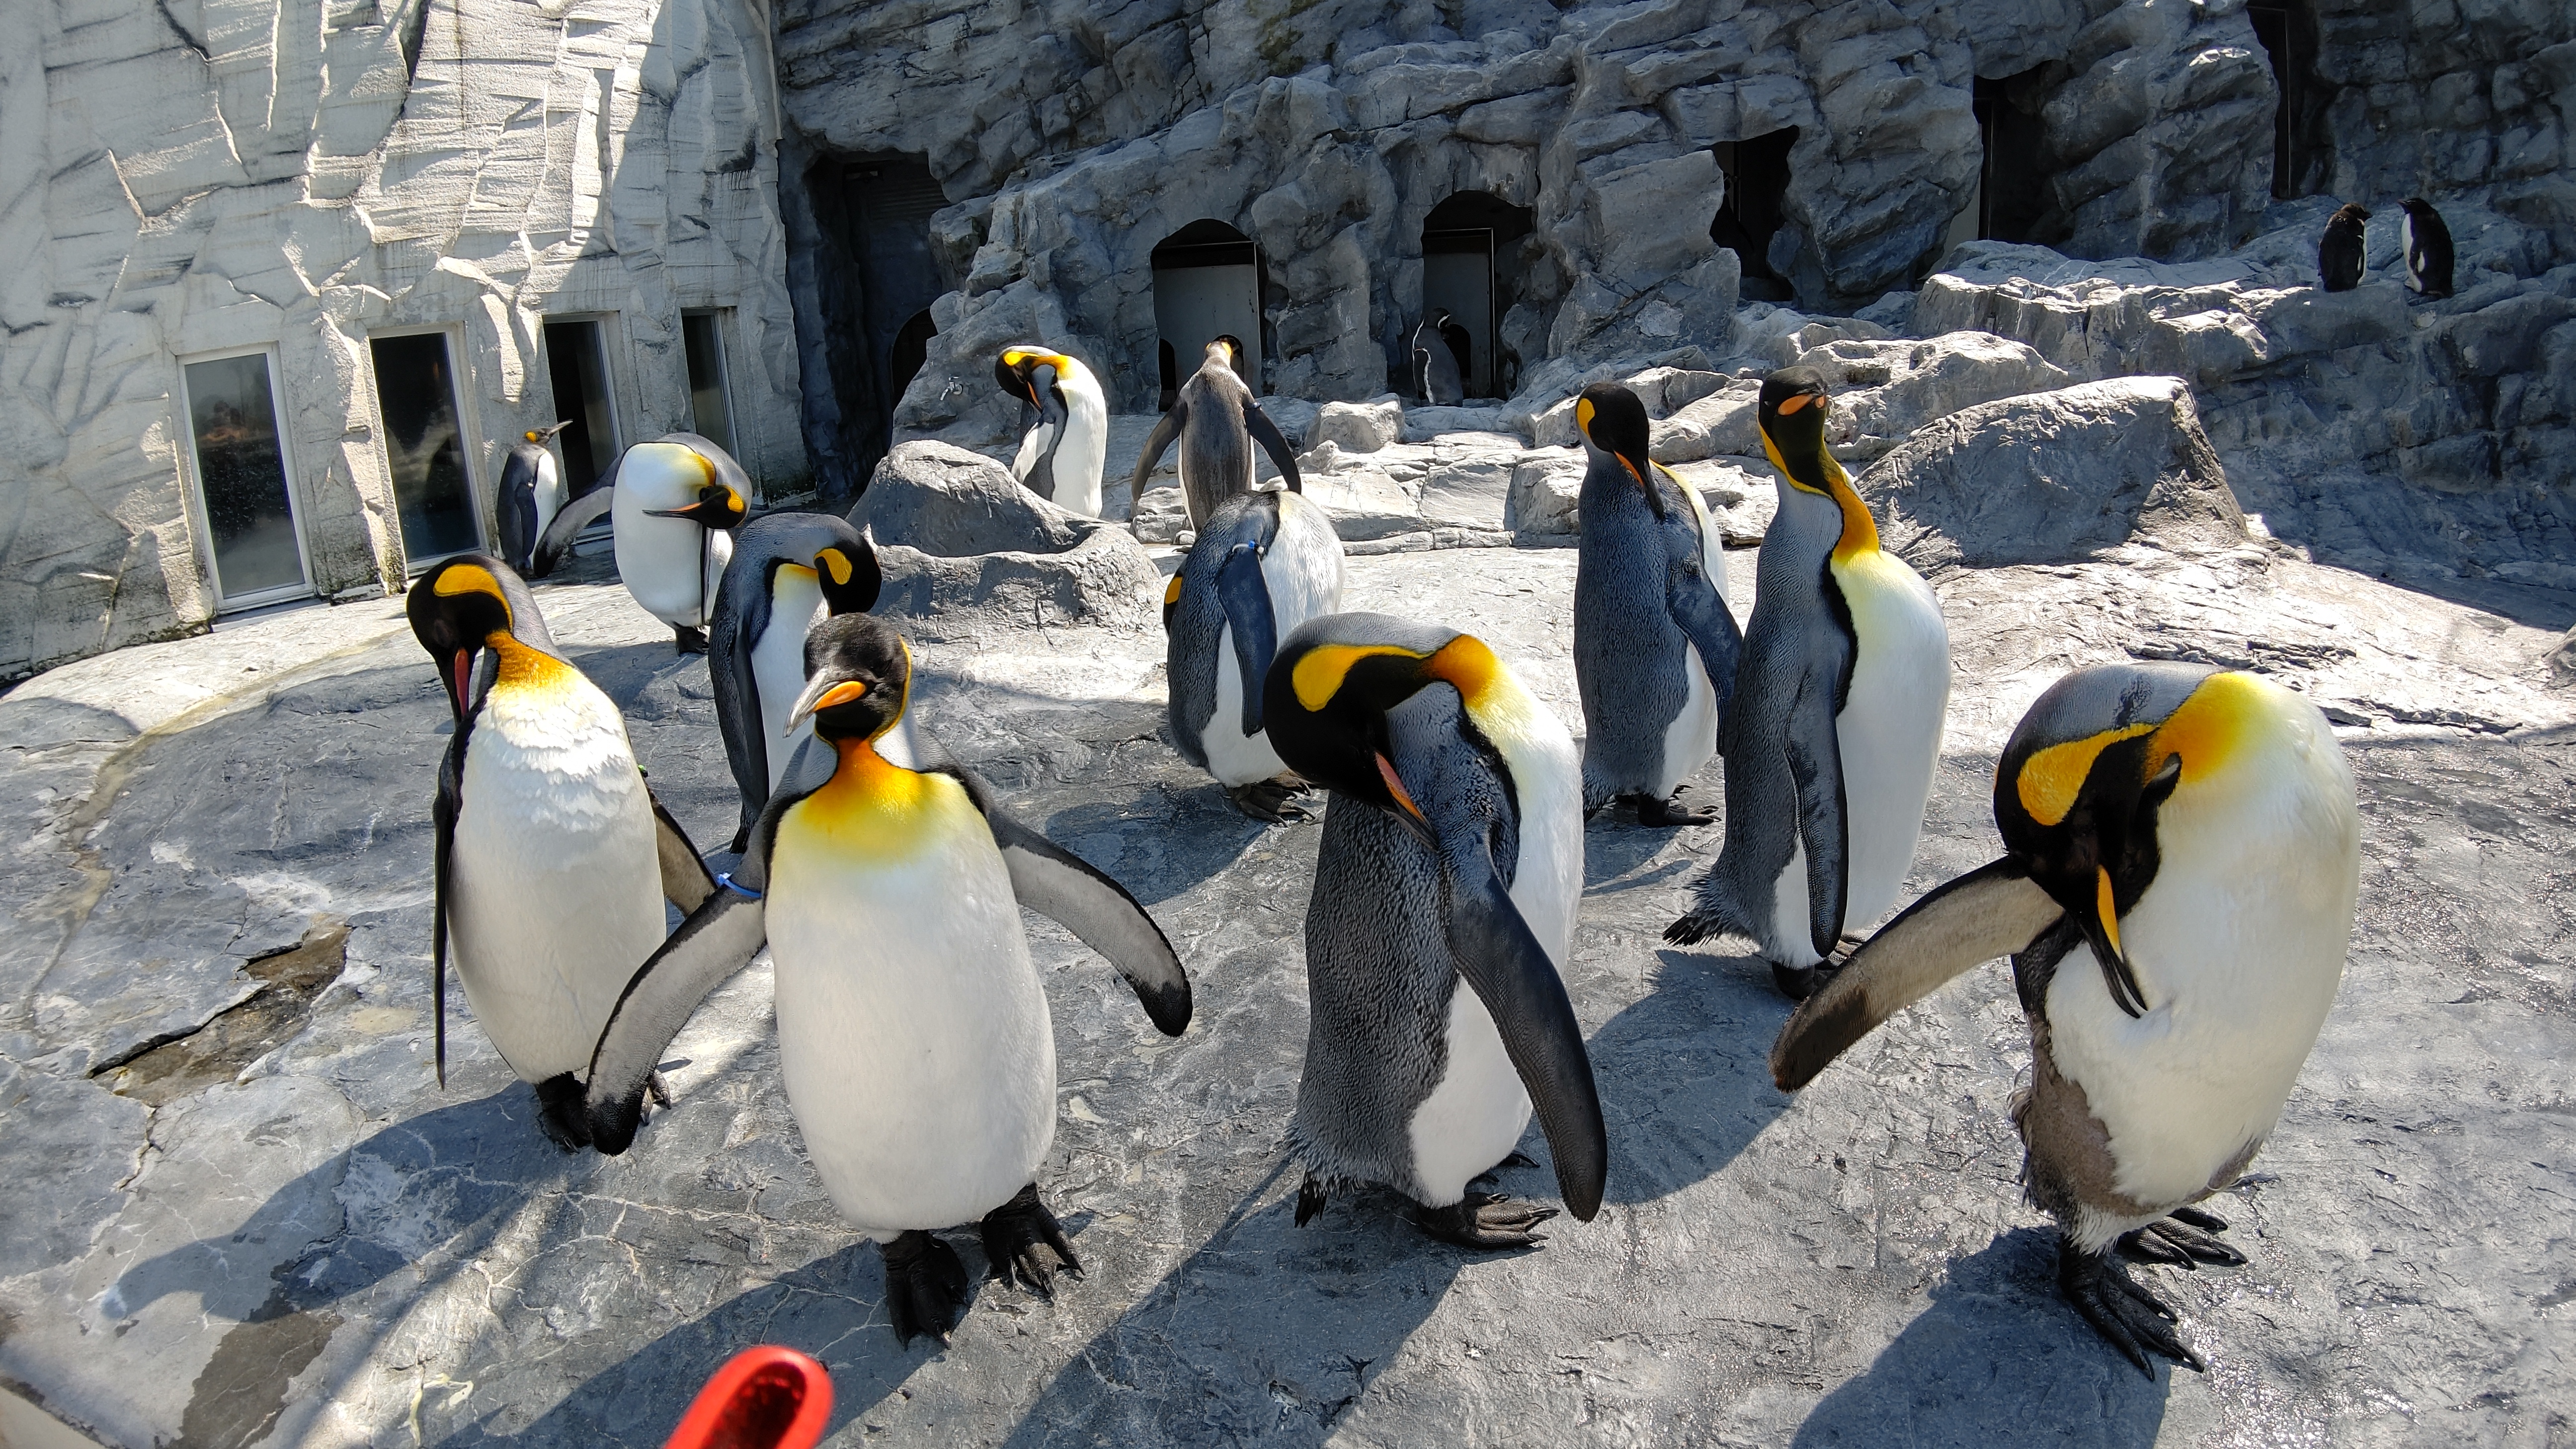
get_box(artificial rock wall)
[0,0,805,678]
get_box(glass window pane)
[185,354,306,599]
[371,333,481,563]
[682,312,735,455]
[543,320,620,491]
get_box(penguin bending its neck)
[1131,337,1303,529]
[585,613,1193,1346]
[710,511,907,852]
[1164,488,1345,820]
[408,555,715,1149]
[1264,613,1607,1247]
[1667,367,1950,998]
[494,420,572,574]
[1570,383,1742,827]
[2397,197,2453,299]
[2319,203,2370,293]
[995,346,1110,517]
[1771,662,2360,1376]
[1413,311,1465,405]
[523,432,751,653]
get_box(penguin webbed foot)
[1226,779,1312,823]
[978,1183,1082,1299]
[1294,1175,1332,1227]
[646,1070,674,1110]
[2059,1240,2207,1378]
[533,1073,594,1153]
[882,1230,970,1347]
[1633,789,1717,828]
[673,625,709,655]
[2118,1206,2245,1270]
[1416,1192,1558,1251]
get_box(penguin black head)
[786,613,911,745]
[1208,335,1244,370]
[993,347,1065,407]
[1756,366,1836,489]
[2327,202,2371,229]
[1262,612,1501,847]
[1573,383,1665,519]
[1991,660,2268,1018]
[811,539,883,616]
[2399,197,2433,218]
[406,554,558,721]
[520,419,572,446]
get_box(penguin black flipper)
[1242,402,1303,494]
[1210,495,1286,736]
[1024,385,1069,502]
[715,577,776,838]
[497,457,542,574]
[945,768,1193,1037]
[430,731,466,1090]
[1784,664,1853,960]
[1130,402,1187,504]
[647,788,717,913]
[1665,551,1742,724]
[1769,857,2065,1090]
[1443,843,1609,1222]
[530,483,616,578]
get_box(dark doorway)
[543,318,621,493]
[889,308,937,408]
[1973,72,2054,243]
[1711,128,1798,302]
[679,310,735,458]
[1151,220,1264,404]
[369,332,481,566]
[1418,192,1534,400]
[2247,2,2328,199]
[182,351,309,605]
[843,157,949,480]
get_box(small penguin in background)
[2319,203,2371,292]
[1413,310,1466,404]
[527,432,751,654]
[2397,197,2454,298]
[1770,662,2360,1376]
[586,613,1193,1346]
[994,346,1110,517]
[1263,613,1607,1247]
[1130,336,1304,529]
[1165,488,1345,820]
[709,511,893,851]
[1570,383,1742,827]
[1667,367,1951,999]
[407,555,715,1149]
[494,419,573,574]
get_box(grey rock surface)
[862,441,1086,557]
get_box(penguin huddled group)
[407,336,2361,1380]
[2318,194,2453,296]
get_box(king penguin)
[2397,197,2454,299]
[2319,203,2370,292]
[1769,661,2360,1375]
[1413,311,1466,405]
[1262,613,1608,1246]
[526,432,751,653]
[585,613,1194,1346]
[407,554,715,1147]
[1130,336,1304,529]
[1666,366,1951,998]
[995,346,1110,517]
[1570,382,1742,827]
[710,511,907,852]
[1164,487,1345,820]
[494,419,573,574]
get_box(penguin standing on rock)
[1666,367,1950,999]
[1130,337,1303,529]
[1571,382,1742,827]
[1770,662,2360,1376]
[2319,203,2371,292]
[585,613,1193,1346]
[2397,198,2454,298]
[994,347,1110,517]
[528,433,752,653]
[1413,311,1466,405]
[494,420,573,574]
[407,555,715,1149]
[1263,613,1607,1247]
[1165,488,1345,820]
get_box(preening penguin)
[2397,197,2454,298]
[1570,383,1742,827]
[407,555,715,1149]
[1769,662,2360,1375]
[1666,366,1950,998]
[494,420,572,574]
[1164,488,1345,820]
[1263,613,1607,1247]
[585,613,1193,1346]
[1413,311,1465,405]
[2319,203,2371,292]
[526,432,751,653]
[994,346,1110,517]
[1130,336,1304,529]
[709,511,888,851]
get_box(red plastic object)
[663,1345,834,1449]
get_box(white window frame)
[175,343,317,612]
[541,311,628,460]
[365,322,488,572]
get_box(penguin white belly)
[768,784,1056,1239]
[1830,550,1950,930]
[1055,388,1109,518]
[1652,651,1719,799]
[1203,620,1289,786]
[2045,703,2359,1247]
[612,492,718,629]
[449,683,664,1082]
[1013,419,1058,487]
[753,573,830,791]
[1201,497,1343,787]
[533,454,566,541]
[2400,214,2421,292]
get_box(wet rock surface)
[1,529,2571,1447]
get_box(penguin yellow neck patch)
[483,632,576,695]
[790,736,954,859]
[2146,671,2264,788]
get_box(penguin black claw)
[673,625,709,654]
[1415,1192,1558,1250]
[1771,961,1823,1001]
[2060,1244,2207,1377]
[882,1231,970,1348]
[1225,779,1312,823]
[1294,1175,1332,1227]
[1634,789,1719,828]
[979,1184,1082,1299]
[2118,1211,2246,1270]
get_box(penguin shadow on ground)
[1583,946,1798,1206]
[1790,1230,2173,1449]
[1041,784,1292,906]
[1579,810,1713,895]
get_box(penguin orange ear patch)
[1774,392,1818,415]
[433,564,507,604]
[1575,398,1596,436]
[1291,643,1428,711]
[1163,574,1184,606]
[2015,724,2154,826]
[818,549,852,586]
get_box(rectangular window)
[681,310,736,455]
[543,318,621,491]
[370,332,482,564]
[181,351,309,605]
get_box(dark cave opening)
[1712,128,1798,303]
[2247,1,2332,200]
[1150,219,1265,409]
[1418,191,1534,400]
[1973,70,2055,244]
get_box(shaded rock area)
[0,522,2571,1446]
[862,443,1161,637]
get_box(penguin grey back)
[710,511,876,844]
[2319,204,2370,292]
[1572,452,1696,805]
[1177,361,1256,519]
[1165,491,1284,768]
[496,445,546,573]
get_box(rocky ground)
[2,477,2572,1446]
